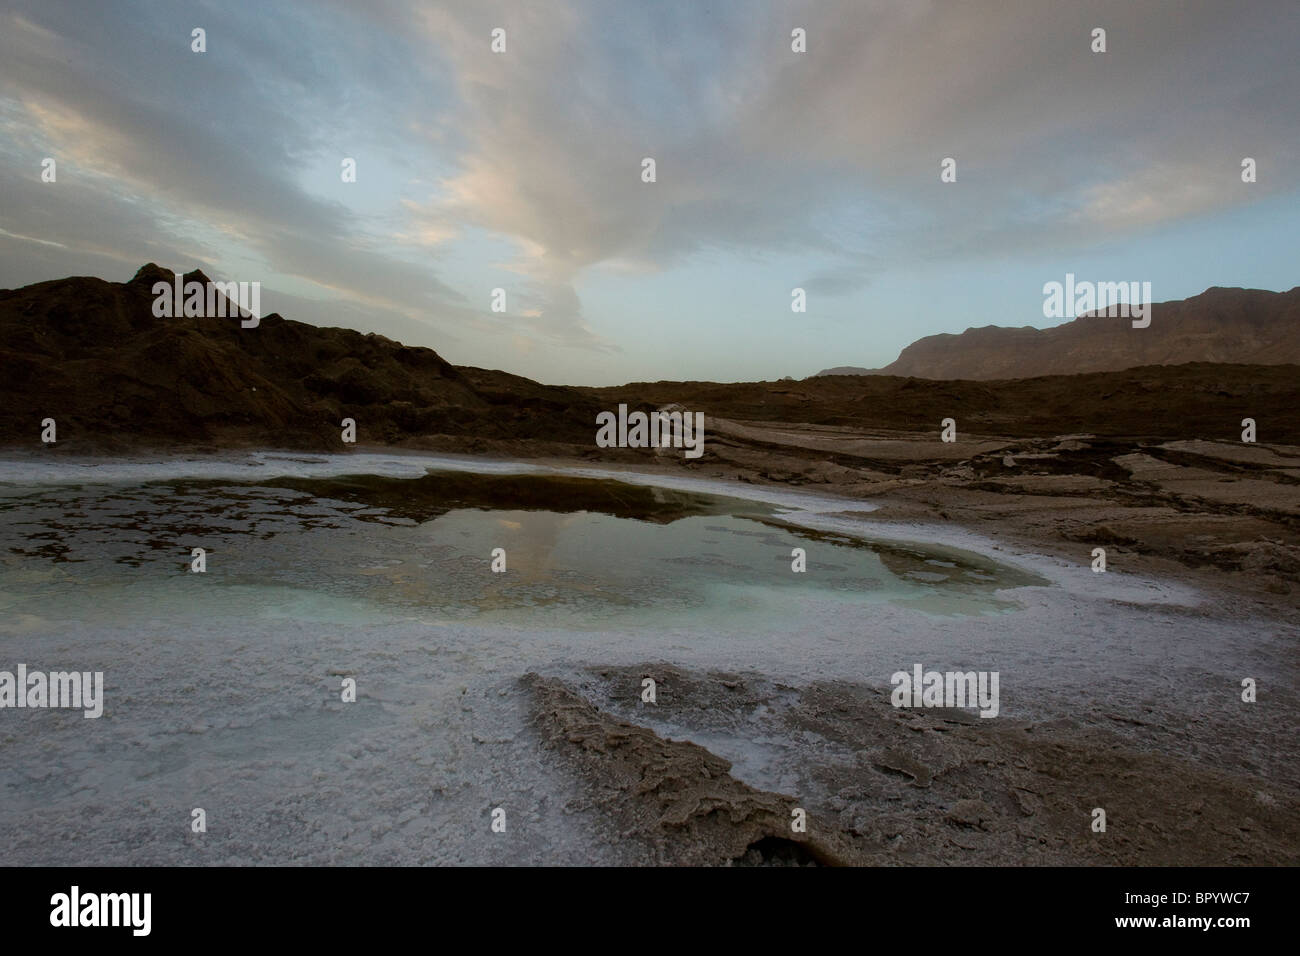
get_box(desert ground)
[494,410,1300,864]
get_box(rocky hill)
[0,264,606,452]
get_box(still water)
[0,468,1046,635]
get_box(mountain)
[6,266,1299,454]
[0,264,606,451]
[815,286,1300,379]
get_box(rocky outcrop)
[523,673,866,865]
[0,263,608,451]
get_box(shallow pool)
[0,468,1046,634]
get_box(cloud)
[392,0,1300,299]
[1,0,1297,379]
[799,269,873,298]
[0,1,475,336]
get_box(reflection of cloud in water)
[0,472,1049,632]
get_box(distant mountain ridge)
[815,286,1300,380]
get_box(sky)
[1,0,1298,385]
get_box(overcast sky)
[2,0,1298,384]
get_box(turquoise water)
[0,471,1046,633]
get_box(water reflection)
[0,472,1048,630]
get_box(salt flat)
[0,454,1294,864]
